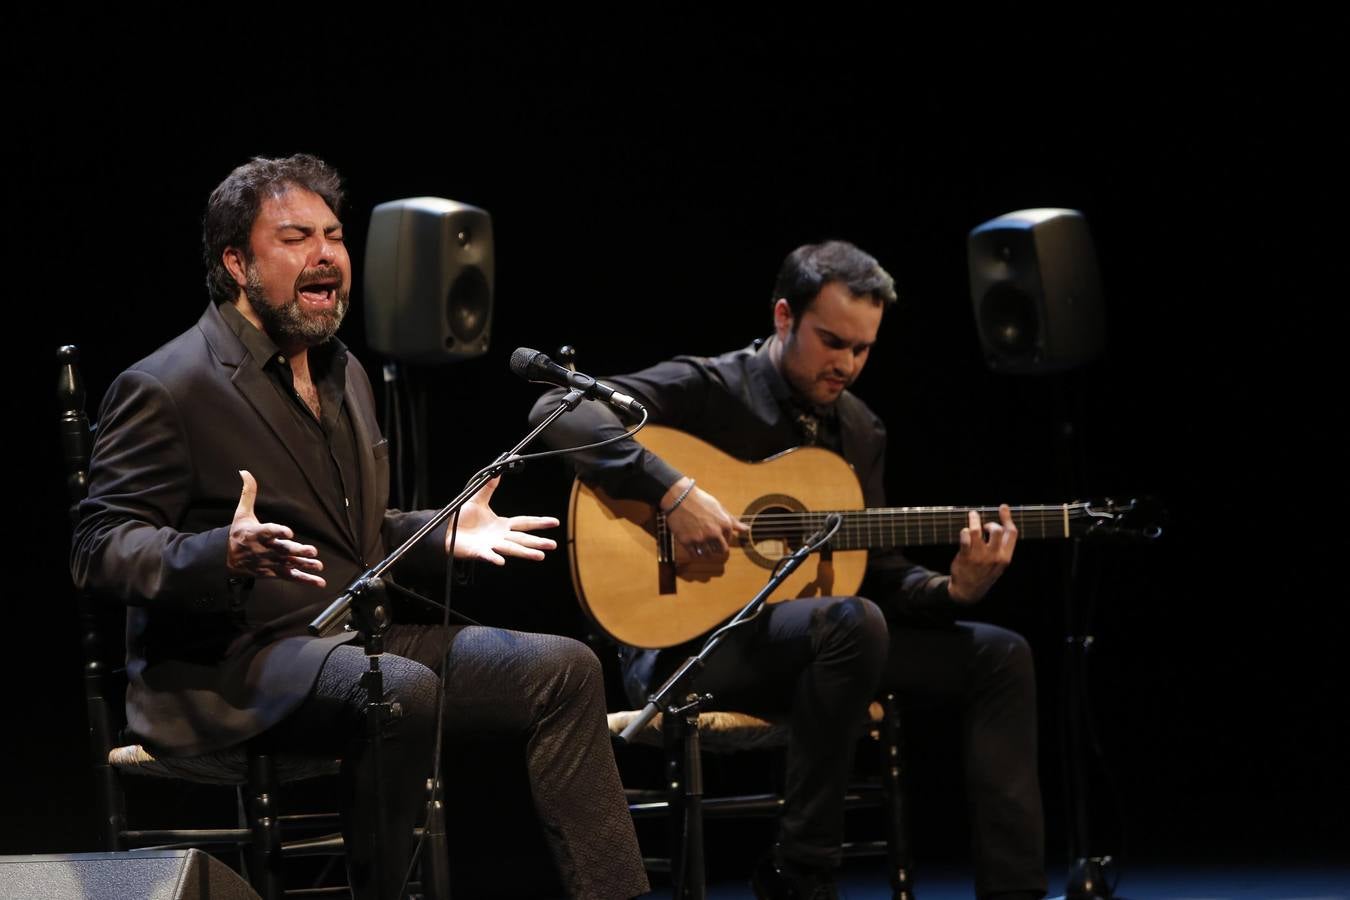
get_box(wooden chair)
[608,691,914,899]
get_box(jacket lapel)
[197,303,354,546]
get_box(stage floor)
[694,861,1350,899]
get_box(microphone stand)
[618,514,842,900]
[304,386,588,900]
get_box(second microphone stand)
[618,514,842,900]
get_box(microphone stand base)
[1049,856,1125,900]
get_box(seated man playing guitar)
[529,241,1045,900]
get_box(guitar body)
[568,426,869,648]
[568,426,1133,648]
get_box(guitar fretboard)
[653,504,1094,559]
[749,504,1091,549]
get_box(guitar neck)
[748,503,1095,550]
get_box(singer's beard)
[245,266,349,348]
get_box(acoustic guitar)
[568,425,1132,648]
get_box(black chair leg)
[663,713,687,896]
[881,692,915,900]
[246,750,284,900]
[79,594,125,851]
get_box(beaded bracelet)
[660,478,696,515]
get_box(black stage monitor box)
[0,849,260,900]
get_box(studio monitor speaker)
[967,208,1105,373]
[365,197,494,364]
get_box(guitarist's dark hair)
[772,240,898,324]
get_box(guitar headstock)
[1079,497,1165,542]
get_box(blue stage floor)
[695,861,1350,899]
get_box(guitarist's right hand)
[662,476,750,561]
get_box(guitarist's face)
[774,281,884,407]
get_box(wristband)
[661,478,696,515]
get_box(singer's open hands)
[447,476,559,565]
[227,470,327,587]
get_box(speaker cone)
[447,267,490,345]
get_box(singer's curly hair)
[202,154,345,305]
[772,240,898,326]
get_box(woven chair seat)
[608,709,788,752]
[109,744,340,786]
[608,701,886,753]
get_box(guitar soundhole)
[742,493,808,571]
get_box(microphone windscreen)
[509,347,543,379]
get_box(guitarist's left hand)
[948,504,1018,604]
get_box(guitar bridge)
[656,514,676,595]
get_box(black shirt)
[218,302,365,548]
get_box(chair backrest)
[57,345,93,513]
[58,344,128,849]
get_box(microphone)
[510,347,646,415]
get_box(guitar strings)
[727,506,1090,543]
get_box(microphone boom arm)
[308,387,587,637]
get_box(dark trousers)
[886,620,1046,898]
[626,596,889,868]
[625,599,1045,897]
[266,624,649,900]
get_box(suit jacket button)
[197,595,212,610]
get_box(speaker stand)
[1051,374,1127,900]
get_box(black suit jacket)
[71,302,444,756]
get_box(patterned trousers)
[265,624,649,900]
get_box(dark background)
[6,9,1344,890]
